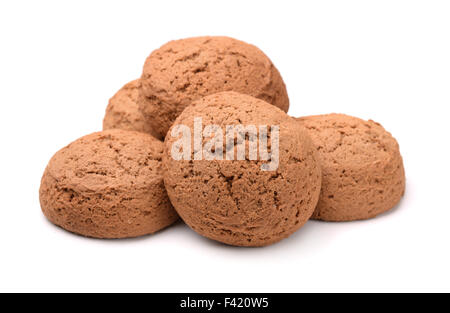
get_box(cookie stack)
[40,36,405,247]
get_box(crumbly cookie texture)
[140,36,289,139]
[297,114,406,222]
[39,129,179,238]
[103,79,161,140]
[163,92,321,247]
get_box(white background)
[0,0,449,292]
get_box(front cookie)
[163,92,321,247]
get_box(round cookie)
[163,92,321,247]
[141,36,290,139]
[103,79,161,140]
[39,129,179,238]
[297,114,405,222]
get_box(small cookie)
[297,114,405,222]
[141,36,290,139]
[39,129,179,238]
[103,79,161,140]
[163,92,321,247]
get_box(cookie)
[297,114,405,222]
[39,129,179,238]
[140,36,290,139]
[163,92,321,247]
[103,79,161,140]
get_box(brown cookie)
[141,36,290,139]
[39,129,179,238]
[297,114,405,222]
[103,79,161,140]
[163,92,321,247]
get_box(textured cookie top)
[140,36,289,138]
[174,91,294,130]
[297,113,405,221]
[297,114,401,169]
[103,79,159,138]
[163,92,321,246]
[46,129,163,192]
[142,36,289,111]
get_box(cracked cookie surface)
[297,114,406,221]
[103,79,161,140]
[163,92,321,247]
[140,36,289,139]
[39,129,178,238]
